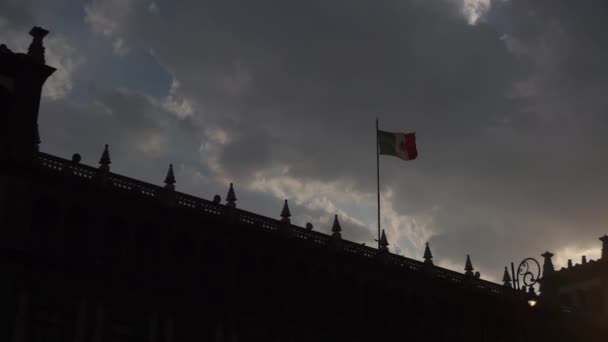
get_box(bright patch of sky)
[462,0,492,25]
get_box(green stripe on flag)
[378,130,398,157]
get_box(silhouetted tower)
[0,27,56,163]
[423,242,433,265]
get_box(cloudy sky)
[3,0,608,281]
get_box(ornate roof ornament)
[280,199,291,223]
[541,251,555,277]
[164,164,176,190]
[226,183,237,208]
[99,144,111,172]
[502,267,512,287]
[379,229,389,252]
[423,242,433,265]
[28,26,49,64]
[331,214,342,238]
[464,255,474,276]
[600,235,608,260]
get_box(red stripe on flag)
[403,133,417,160]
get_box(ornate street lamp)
[505,258,541,307]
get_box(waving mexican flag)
[377,130,418,161]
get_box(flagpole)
[376,118,381,249]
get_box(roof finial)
[541,251,555,277]
[600,235,608,259]
[99,144,111,171]
[379,229,389,252]
[164,164,175,190]
[331,214,342,238]
[226,183,237,208]
[464,255,474,276]
[28,26,49,64]
[423,242,433,265]
[280,199,291,223]
[502,267,512,287]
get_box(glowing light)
[528,299,537,307]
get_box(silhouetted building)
[0,27,597,341]
[540,236,608,336]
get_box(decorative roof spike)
[502,267,512,287]
[599,235,608,259]
[379,229,389,252]
[28,26,49,64]
[331,214,342,238]
[99,144,111,171]
[423,242,433,265]
[541,251,555,277]
[164,164,176,190]
[464,255,474,276]
[280,200,291,223]
[226,183,237,208]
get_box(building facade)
[0,27,598,341]
[540,236,608,337]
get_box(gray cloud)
[5,0,608,281]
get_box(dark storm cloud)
[6,0,608,280]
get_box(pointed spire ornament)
[226,183,237,208]
[99,144,111,172]
[164,164,175,190]
[541,251,555,277]
[423,242,433,265]
[379,229,389,252]
[502,267,512,287]
[331,215,342,238]
[280,200,291,223]
[464,255,474,276]
[28,26,49,64]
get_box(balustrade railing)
[36,152,514,298]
